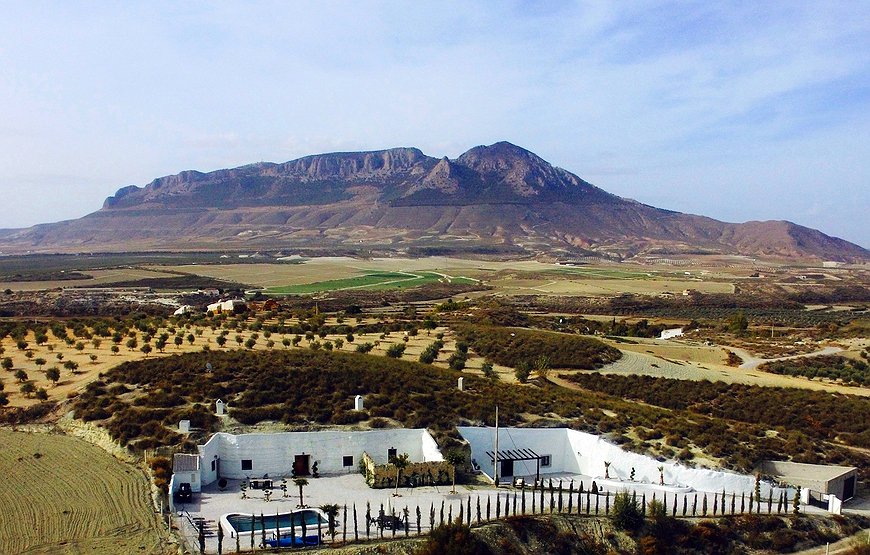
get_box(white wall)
[458,427,780,496]
[197,429,443,486]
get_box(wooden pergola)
[486,448,544,483]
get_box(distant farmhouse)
[660,327,684,340]
[207,299,247,314]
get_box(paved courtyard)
[172,469,805,553]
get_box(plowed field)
[0,429,171,554]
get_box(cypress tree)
[249,514,255,550]
[692,494,697,516]
[354,503,359,541]
[468,496,473,525]
[713,493,717,516]
[343,505,348,543]
[486,496,491,520]
[768,491,773,513]
[702,494,707,516]
[682,495,687,516]
[477,496,482,522]
[496,493,500,518]
[260,512,266,548]
[567,481,574,513]
[217,520,224,555]
[673,493,678,517]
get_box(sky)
[1,1,868,247]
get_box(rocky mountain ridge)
[1,142,866,261]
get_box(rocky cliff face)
[1,142,866,261]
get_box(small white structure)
[171,453,201,492]
[760,460,857,512]
[207,299,246,314]
[354,395,364,411]
[457,377,464,391]
[660,328,684,340]
[173,305,195,316]
[178,420,191,433]
[215,399,226,416]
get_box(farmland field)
[266,271,477,294]
[0,429,170,554]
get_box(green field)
[266,271,476,295]
[547,266,652,279]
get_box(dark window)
[241,459,252,471]
[343,455,354,467]
[211,460,216,471]
[388,448,397,461]
[541,455,551,467]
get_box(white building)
[170,429,444,495]
[660,327,684,340]
[207,299,246,314]
[173,305,195,316]
[458,427,781,497]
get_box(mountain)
[0,142,866,261]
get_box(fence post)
[522,488,527,515]
[642,494,646,517]
[567,481,573,513]
[673,493,677,517]
[512,491,517,516]
[477,496,482,523]
[532,483,537,513]
[586,491,591,515]
[496,493,501,519]
[558,480,563,512]
[343,504,347,543]
[595,492,600,515]
[549,481,555,513]
[662,492,667,515]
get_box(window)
[388,448,397,461]
[241,459,252,471]
[343,456,354,467]
[541,455,551,468]
[210,460,216,471]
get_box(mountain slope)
[0,142,866,261]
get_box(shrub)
[415,519,491,555]
[612,491,643,531]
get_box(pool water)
[226,510,327,533]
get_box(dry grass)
[0,429,171,554]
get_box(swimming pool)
[221,509,329,538]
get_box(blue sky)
[1,1,868,247]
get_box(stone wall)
[360,451,454,489]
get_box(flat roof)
[761,460,857,482]
[173,453,200,472]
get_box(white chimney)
[354,395,364,411]
[457,377,464,391]
[178,420,191,433]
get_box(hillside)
[1,142,866,261]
